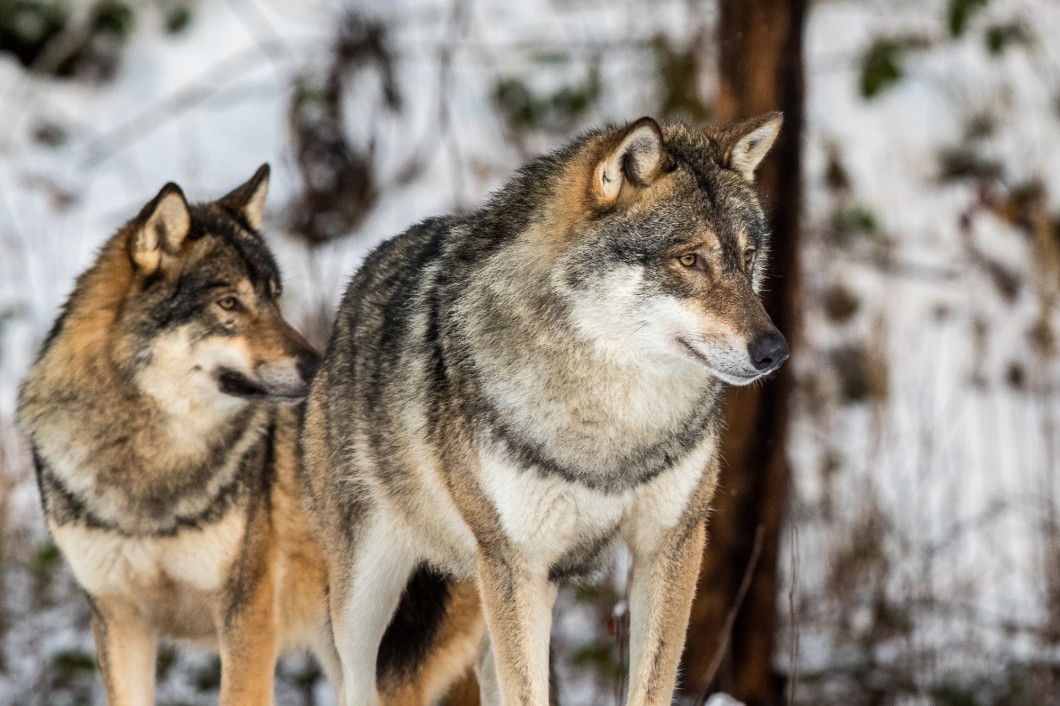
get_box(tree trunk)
[678,0,806,704]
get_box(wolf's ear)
[593,117,670,206]
[131,183,190,274]
[717,112,782,182]
[218,163,270,231]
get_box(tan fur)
[543,126,675,244]
[627,459,721,705]
[20,170,485,705]
[217,525,279,706]
[90,596,158,706]
[301,116,788,705]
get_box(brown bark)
[678,0,806,704]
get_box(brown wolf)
[17,166,483,705]
[301,113,789,705]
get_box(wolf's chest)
[477,432,716,572]
[50,509,247,599]
[480,452,628,565]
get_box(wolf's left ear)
[131,183,190,274]
[218,163,270,231]
[718,112,782,182]
[593,117,670,206]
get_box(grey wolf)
[302,112,789,705]
[17,167,482,705]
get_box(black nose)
[748,331,789,372]
[297,353,322,383]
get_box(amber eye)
[679,253,698,268]
[217,296,239,311]
[743,248,756,268]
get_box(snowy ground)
[1,0,1058,703]
[785,0,1060,700]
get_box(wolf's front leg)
[216,557,279,706]
[475,550,556,706]
[89,595,157,706]
[626,519,707,706]
[308,625,345,704]
[329,515,419,706]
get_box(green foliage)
[831,202,879,240]
[51,650,96,673]
[493,78,537,127]
[159,0,192,35]
[164,6,190,34]
[0,0,136,78]
[936,144,1002,181]
[570,640,624,685]
[947,0,989,38]
[92,1,133,37]
[0,0,68,67]
[0,305,22,365]
[45,649,97,706]
[652,33,711,120]
[492,64,600,132]
[859,35,919,99]
[984,21,1032,56]
[930,682,982,706]
[32,541,63,592]
[528,49,569,65]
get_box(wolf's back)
[321,217,457,425]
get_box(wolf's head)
[113,165,319,409]
[548,114,789,385]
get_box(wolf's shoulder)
[342,216,456,302]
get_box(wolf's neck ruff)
[451,265,725,492]
[35,397,270,536]
[434,163,727,493]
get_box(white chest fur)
[50,509,247,598]
[478,432,715,569]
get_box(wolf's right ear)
[717,112,783,182]
[130,183,190,274]
[593,117,670,206]
[218,163,269,231]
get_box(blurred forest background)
[1,0,1059,704]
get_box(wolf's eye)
[679,253,698,268]
[743,248,756,269]
[217,296,239,311]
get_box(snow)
[1,0,1059,702]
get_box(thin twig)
[697,524,765,706]
[787,513,800,706]
[437,0,473,207]
[80,39,303,166]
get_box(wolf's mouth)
[216,368,271,400]
[676,338,762,386]
[215,368,308,403]
[677,337,711,365]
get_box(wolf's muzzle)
[748,330,789,372]
[298,353,322,384]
